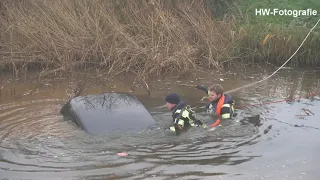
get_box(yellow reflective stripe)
[175,110,181,114]
[178,119,184,126]
[221,113,230,119]
[181,110,189,118]
[222,104,230,108]
[170,126,176,131]
[221,103,234,115]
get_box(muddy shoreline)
[1,65,319,107]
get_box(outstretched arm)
[196,85,208,95]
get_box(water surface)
[0,67,319,180]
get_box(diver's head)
[165,93,180,111]
[208,84,223,102]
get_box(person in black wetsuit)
[165,93,206,135]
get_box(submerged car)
[60,92,157,135]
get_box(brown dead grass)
[0,0,318,80]
[0,0,235,78]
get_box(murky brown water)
[0,67,320,180]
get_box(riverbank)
[1,0,319,79]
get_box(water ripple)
[0,97,261,179]
[1,69,318,179]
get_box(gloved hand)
[201,124,208,128]
[169,126,176,132]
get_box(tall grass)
[0,0,319,79]
[0,0,235,77]
[230,0,320,67]
[231,23,320,67]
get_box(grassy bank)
[231,0,320,66]
[0,0,319,79]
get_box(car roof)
[63,93,156,135]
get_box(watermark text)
[255,8,317,17]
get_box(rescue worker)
[165,93,205,135]
[196,84,235,127]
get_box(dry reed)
[0,0,318,79]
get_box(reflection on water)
[0,68,320,179]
